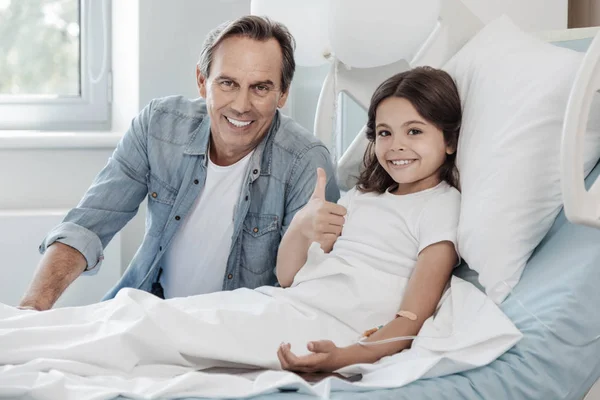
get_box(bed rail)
[561,30,600,229]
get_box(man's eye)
[256,85,268,92]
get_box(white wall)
[138,0,251,106]
[462,0,568,31]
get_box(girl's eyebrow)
[375,122,392,130]
[401,120,427,127]
[376,120,427,129]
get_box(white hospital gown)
[0,182,460,372]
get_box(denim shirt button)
[227,274,233,279]
[151,192,157,198]
[175,215,181,221]
[253,169,259,175]
[193,179,199,185]
[253,227,259,233]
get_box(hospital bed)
[128,26,600,400]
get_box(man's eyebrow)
[251,80,275,87]
[214,76,275,87]
[214,74,238,82]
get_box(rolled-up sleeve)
[39,101,155,274]
[39,222,105,275]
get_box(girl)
[276,66,461,372]
[0,67,461,377]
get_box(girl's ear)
[445,133,458,155]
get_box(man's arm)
[19,243,87,311]
[20,102,155,310]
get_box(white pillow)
[444,16,600,303]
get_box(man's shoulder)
[272,113,329,158]
[150,95,208,120]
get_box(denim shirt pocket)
[241,212,280,274]
[146,173,178,237]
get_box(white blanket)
[0,255,521,400]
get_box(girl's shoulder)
[435,181,461,203]
[416,182,461,230]
[421,181,461,212]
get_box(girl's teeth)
[391,160,414,165]
[226,117,252,127]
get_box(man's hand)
[294,168,346,252]
[277,340,353,373]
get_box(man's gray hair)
[197,15,296,93]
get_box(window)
[0,0,111,130]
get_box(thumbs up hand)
[295,168,347,252]
[310,166,328,201]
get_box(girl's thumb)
[308,340,334,353]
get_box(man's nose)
[230,87,252,114]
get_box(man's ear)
[196,65,207,98]
[277,90,289,109]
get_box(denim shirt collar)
[183,110,281,178]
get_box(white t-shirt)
[330,181,461,278]
[160,151,253,298]
[264,180,461,333]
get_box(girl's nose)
[391,134,407,151]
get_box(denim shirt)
[40,96,340,299]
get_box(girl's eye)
[408,129,422,135]
[377,130,391,137]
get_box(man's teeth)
[391,160,415,166]
[226,117,252,127]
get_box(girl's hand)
[294,168,346,252]
[277,340,349,373]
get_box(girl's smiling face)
[374,97,455,195]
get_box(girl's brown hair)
[356,66,462,193]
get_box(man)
[18,16,339,310]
